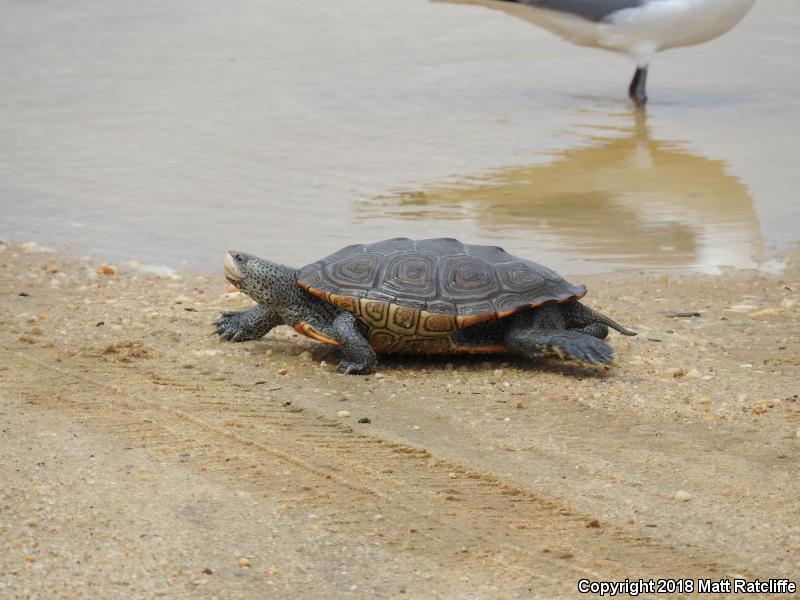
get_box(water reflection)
[360,111,761,273]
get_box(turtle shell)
[296,238,586,330]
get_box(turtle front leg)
[215,304,282,342]
[329,312,377,375]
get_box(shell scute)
[359,299,389,327]
[379,252,438,299]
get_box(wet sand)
[1,240,798,598]
[2,0,800,273]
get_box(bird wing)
[498,0,646,22]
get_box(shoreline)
[1,239,798,598]
[3,235,796,281]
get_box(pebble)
[173,295,192,304]
[129,263,179,279]
[21,241,55,253]
[698,397,711,405]
[277,368,288,375]
[192,349,220,357]
[238,558,251,568]
[357,417,371,424]
[586,518,601,528]
[336,410,350,418]
[97,264,117,275]
[727,304,758,313]
[687,368,701,378]
[667,367,685,378]
[674,490,693,502]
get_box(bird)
[447,0,757,106]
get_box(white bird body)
[446,0,757,103]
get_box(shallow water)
[1,0,798,275]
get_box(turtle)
[215,237,635,374]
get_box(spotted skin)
[215,304,281,342]
[216,242,635,374]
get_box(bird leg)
[629,66,649,107]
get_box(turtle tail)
[566,302,637,336]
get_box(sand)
[1,240,798,599]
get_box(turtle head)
[224,251,297,308]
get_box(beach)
[2,0,800,596]
[1,240,797,598]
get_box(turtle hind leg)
[505,326,614,365]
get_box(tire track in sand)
[0,337,742,598]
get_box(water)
[1,0,798,275]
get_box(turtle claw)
[336,360,373,375]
